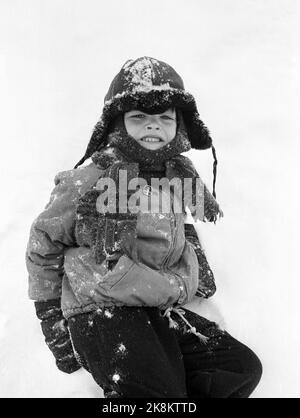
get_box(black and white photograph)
[0,0,298,399]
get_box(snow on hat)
[74,57,215,170]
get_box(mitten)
[34,299,81,373]
[184,223,216,298]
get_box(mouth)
[140,136,163,143]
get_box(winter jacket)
[26,160,200,320]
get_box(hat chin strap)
[211,145,218,199]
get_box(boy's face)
[124,108,177,150]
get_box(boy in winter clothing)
[26,57,262,397]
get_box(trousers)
[68,306,262,398]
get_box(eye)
[161,115,174,121]
[131,114,145,119]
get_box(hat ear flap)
[180,111,212,150]
[176,109,189,136]
[74,117,109,169]
[109,114,125,133]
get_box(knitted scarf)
[75,120,223,265]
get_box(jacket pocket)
[106,259,183,309]
[102,255,136,290]
[63,247,135,305]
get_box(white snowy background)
[0,0,299,398]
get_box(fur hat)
[74,56,214,170]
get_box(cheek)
[124,121,139,139]
[166,124,177,141]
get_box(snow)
[104,310,113,319]
[108,56,174,98]
[112,373,121,384]
[117,343,126,353]
[0,0,299,399]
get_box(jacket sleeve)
[25,170,79,301]
[184,223,216,299]
[25,170,81,373]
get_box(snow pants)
[68,306,262,398]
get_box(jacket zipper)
[160,188,177,270]
[165,216,186,304]
[160,201,186,303]
[161,215,176,270]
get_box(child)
[26,56,262,398]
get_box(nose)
[146,116,161,131]
[146,125,160,131]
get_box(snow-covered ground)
[0,0,299,398]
